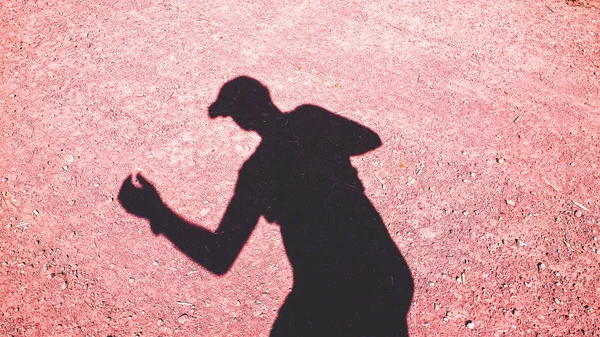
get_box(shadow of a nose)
[208,103,223,118]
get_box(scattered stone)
[496,158,505,164]
[537,262,546,272]
[433,303,440,310]
[443,311,452,322]
[466,320,475,329]
[462,211,469,216]
[157,318,164,326]
[574,209,582,218]
[177,313,189,324]
[505,200,516,206]
[61,281,68,289]
[515,238,528,247]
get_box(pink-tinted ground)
[1,0,599,336]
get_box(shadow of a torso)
[234,105,414,337]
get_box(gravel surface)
[1,0,599,336]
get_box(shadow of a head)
[208,76,280,132]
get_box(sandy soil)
[1,0,599,336]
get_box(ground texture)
[1,0,600,336]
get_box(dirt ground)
[1,0,599,336]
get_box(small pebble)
[537,262,546,272]
[506,200,516,206]
[462,211,469,216]
[61,281,68,289]
[177,314,189,324]
[496,158,505,164]
[157,318,164,326]
[466,320,475,329]
[574,210,582,218]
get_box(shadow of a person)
[118,76,414,337]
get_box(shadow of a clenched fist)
[118,173,166,234]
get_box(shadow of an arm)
[156,194,259,275]
[118,174,259,275]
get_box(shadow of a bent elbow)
[203,255,236,276]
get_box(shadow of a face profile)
[118,77,414,337]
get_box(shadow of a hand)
[118,173,166,234]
